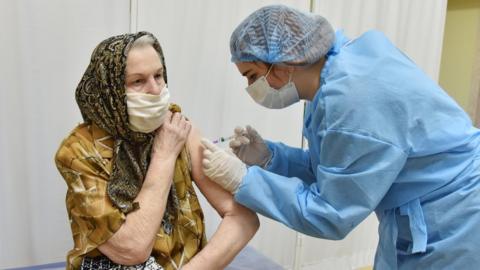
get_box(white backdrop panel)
[0,0,130,268]
[314,0,448,81]
[136,0,308,268]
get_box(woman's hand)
[99,111,189,264]
[151,111,191,161]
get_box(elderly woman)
[55,32,259,270]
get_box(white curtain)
[135,1,308,268]
[0,0,131,267]
[0,0,446,269]
[314,0,447,81]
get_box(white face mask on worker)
[246,66,300,109]
[126,86,170,133]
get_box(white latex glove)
[201,138,247,194]
[229,125,272,168]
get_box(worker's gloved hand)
[201,138,247,194]
[229,125,272,168]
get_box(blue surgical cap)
[230,5,335,65]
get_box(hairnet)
[230,5,335,65]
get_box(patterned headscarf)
[75,32,169,213]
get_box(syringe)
[212,135,235,144]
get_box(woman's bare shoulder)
[186,125,204,179]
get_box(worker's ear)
[271,65,294,82]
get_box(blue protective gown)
[234,30,480,269]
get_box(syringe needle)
[213,135,235,144]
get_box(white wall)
[0,0,130,267]
[0,0,447,269]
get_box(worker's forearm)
[98,155,176,264]
[183,207,259,270]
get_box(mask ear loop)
[288,69,293,83]
[161,84,168,96]
[265,64,274,79]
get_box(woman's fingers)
[170,112,181,125]
[164,110,173,123]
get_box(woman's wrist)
[150,149,178,163]
[142,153,177,188]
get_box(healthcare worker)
[200,4,480,270]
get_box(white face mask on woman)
[126,86,170,133]
[246,65,300,109]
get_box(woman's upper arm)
[187,126,237,216]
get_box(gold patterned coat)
[55,123,207,270]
